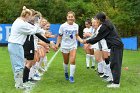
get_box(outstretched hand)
[83,39,87,44]
[50,41,57,51]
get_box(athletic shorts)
[91,39,109,52]
[23,35,34,60]
[60,47,77,53]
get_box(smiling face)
[67,11,75,25]
[92,18,100,30]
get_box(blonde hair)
[67,11,75,17]
[30,9,42,17]
[20,6,32,17]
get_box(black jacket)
[86,20,123,49]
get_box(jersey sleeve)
[76,24,79,34]
[58,25,63,36]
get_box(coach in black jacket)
[84,12,123,88]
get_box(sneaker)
[32,74,41,81]
[98,72,104,76]
[107,83,120,88]
[15,84,25,90]
[100,74,105,78]
[65,73,69,80]
[102,75,109,79]
[69,76,74,83]
[91,66,95,69]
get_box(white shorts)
[91,39,109,52]
[90,43,98,49]
[60,47,77,53]
[100,39,108,51]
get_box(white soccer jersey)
[83,27,92,33]
[59,22,79,49]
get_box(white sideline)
[45,48,60,71]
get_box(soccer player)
[55,11,83,83]
[83,12,123,88]
[83,18,95,69]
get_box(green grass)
[0,47,140,93]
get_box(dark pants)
[110,47,123,84]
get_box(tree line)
[0,0,140,38]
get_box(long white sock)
[107,64,113,79]
[98,61,103,73]
[29,66,35,79]
[63,63,68,73]
[70,64,76,77]
[90,55,95,66]
[86,54,90,67]
[102,61,107,76]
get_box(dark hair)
[95,12,106,22]
[85,18,91,25]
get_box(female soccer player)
[55,11,83,83]
[83,18,95,69]
[83,12,123,88]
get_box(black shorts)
[23,35,35,60]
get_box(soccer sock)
[23,66,30,83]
[102,61,107,76]
[29,66,34,79]
[107,64,112,78]
[90,55,95,66]
[98,61,103,73]
[70,64,76,77]
[63,63,68,73]
[86,54,90,67]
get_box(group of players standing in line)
[8,6,123,90]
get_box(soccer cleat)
[102,75,109,79]
[87,67,89,69]
[100,74,109,79]
[91,66,95,69]
[100,74,105,78]
[69,76,74,83]
[107,83,120,88]
[65,73,69,80]
[98,72,104,76]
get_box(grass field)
[0,47,140,93]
